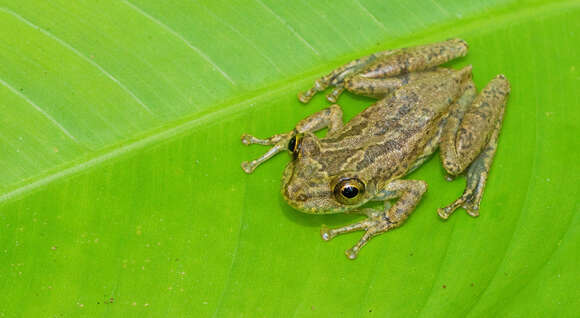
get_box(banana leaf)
[0,0,578,316]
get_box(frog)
[240,38,510,259]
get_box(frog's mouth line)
[280,160,294,197]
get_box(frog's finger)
[320,219,371,241]
[241,132,290,146]
[345,230,378,260]
[241,142,288,174]
[241,134,261,145]
[326,87,344,103]
[437,193,469,219]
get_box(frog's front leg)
[299,38,468,103]
[438,75,510,219]
[321,179,427,259]
[241,105,343,173]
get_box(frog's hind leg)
[438,75,510,219]
[241,105,344,173]
[321,180,427,259]
[298,52,394,103]
[299,38,468,103]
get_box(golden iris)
[334,177,365,204]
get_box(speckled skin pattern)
[241,39,510,259]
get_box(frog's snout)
[282,177,339,214]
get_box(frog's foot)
[298,78,331,103]
[437,189,481,220]
[299,79,353,103]
[321,213,397,260]
[438,138,494,219]
[298,52,383,104]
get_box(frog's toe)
[437,198,464,219]
[320,225,334,241]
[298,91,312,104]
[240,134,253,145]
[345,247,359,260]
[463,204,480,218]
[241,161,255,174]
[326,87,344,103]
[298,79,328,104]
[439,192,483,219]
[437,207,451,220]
[466,209,480,218]
[343,228,379,259]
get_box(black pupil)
[341,185,358,198]
[288,136,296,152]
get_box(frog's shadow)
[278,195,377,229]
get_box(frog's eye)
[287,133,303,159]
[334,178,366,205]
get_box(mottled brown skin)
[241,39,510,259]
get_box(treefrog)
[240,39,510,259]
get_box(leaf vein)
[121,0,237,86]
[0,7,155,116]
[0,77,80,144]
[254,0,321,56]
[353,0,390,33]
[196,2,286,75]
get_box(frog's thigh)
[359,38,468,79]
[343,74,406,99]
[382,179,428,224]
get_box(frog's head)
[281,132,376,214]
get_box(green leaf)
[0,0,578,316]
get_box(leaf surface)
[0,0,578,316]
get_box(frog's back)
[319,67,471,177]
